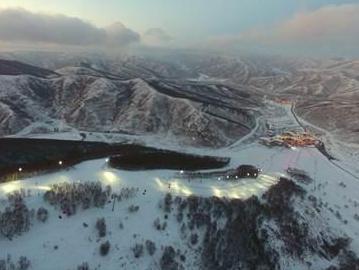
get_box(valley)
[1,85,359,269]
[1,1,359,269]
[0,53,359,269]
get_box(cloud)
[105,22,140,47]
[273,4,359,45]
[206,4,359,56]
[142,28,172,46]
[0,8,140,47]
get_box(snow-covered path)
[0,157,279,201]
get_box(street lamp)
[18,167,23,172]
[58,161,63,166]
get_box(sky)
[0,0,359,56]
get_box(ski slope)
[1,102,359,270]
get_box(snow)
[1,100,359,269]
[1,72,254,147]
[0,152,281,270]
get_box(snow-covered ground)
[0,155,280,269]
[1,101,359,269]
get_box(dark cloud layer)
[0,8,140,47]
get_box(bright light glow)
[228,191,240,199]
[18,167,23,172]
[180,170,184,174]
[2,182,20,193]
[210,173,278,199]
[155,177,165,188]
[181,187,192,196]
[58,160,63,165]
[37,185,51,191]
[105,158,109,163]
[99,171,120,185]
[0,168,279,203]
[212,186,223,197]
[155,177,192,196]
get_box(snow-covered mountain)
[1,52,359,270]
[0,59,259,147]
[1,52,359,147]
[175,54,359,145]
[1,101,359,269]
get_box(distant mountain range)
[181,54,359,144]
[1,52,358,146]
[0,57,259,147]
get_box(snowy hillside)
[0,59,258,147]
[1,101,359,270]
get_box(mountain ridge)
[0,59,258,147]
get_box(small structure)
[178,164,261,180]
[260,130,320,148]
[230,165,260,179]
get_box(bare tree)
[96,218,106,238]
[36,207,49,223]
[145,240,156,256]
[100,241,110,256]
[132,243,144,258]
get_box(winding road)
[290,102,359,181]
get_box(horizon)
[1,2,359,270]
[0,1,359,57]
